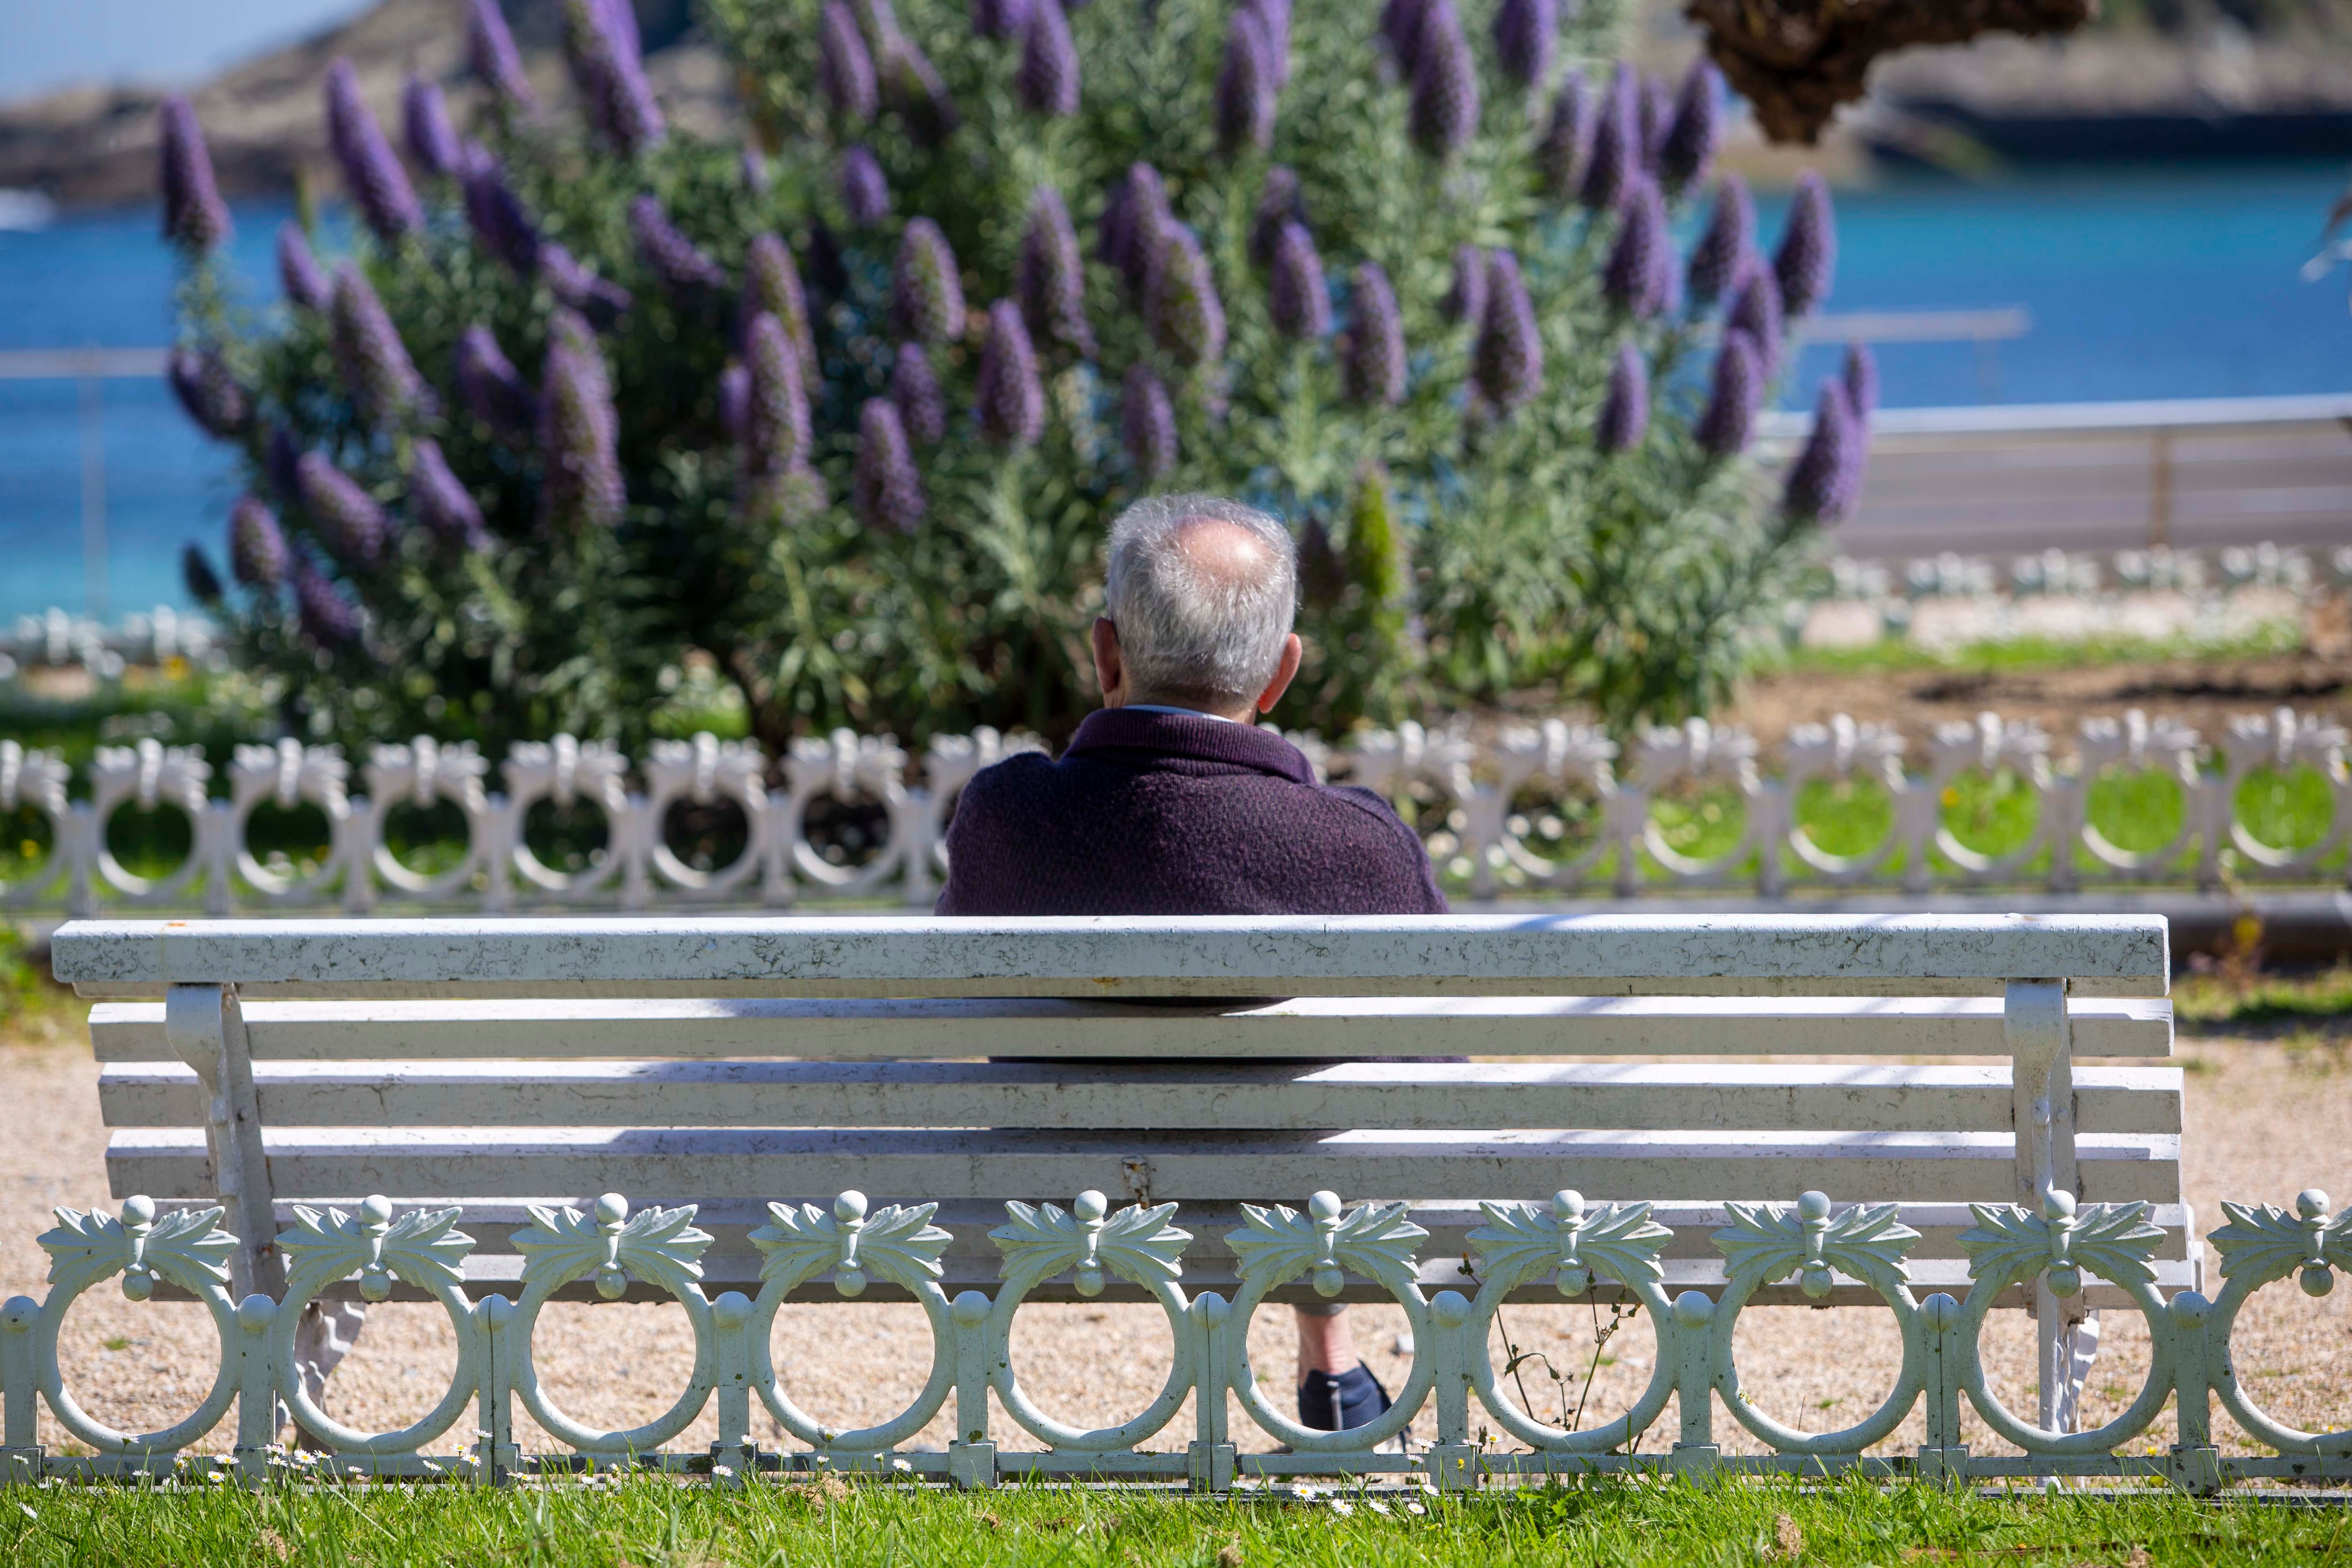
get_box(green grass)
[2175,964,2352,1036]
[1761,622,2308,681]
[5,1474,2349,1567]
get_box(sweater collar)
[1065,706,1317,783]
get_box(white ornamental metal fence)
[6,1184,2351,1491]
[0,707,2346,917]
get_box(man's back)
[937,708,1446,916]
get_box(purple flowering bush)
[169,0,1861,750]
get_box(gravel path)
[6,1031,2347,1462]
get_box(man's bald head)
[1103,493,1298,711]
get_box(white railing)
[2,1184,2342,1490]
[2,707,2346,915]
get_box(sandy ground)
[7,1027,2352,1465]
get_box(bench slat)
[95,1060,2185,1136]
[106,1126,2181,1206]
[51,913,2172,998]
[84,996,2176,1062]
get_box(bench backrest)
[54,913,2184,1308]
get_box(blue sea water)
[2,162,2348,622]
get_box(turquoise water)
[2,163,2348,621]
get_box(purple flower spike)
[853,398,925,532]
[1726,263,1784,378]
[1638,73,1672,173]
[891,341,946,443]
[1685,174,1752,307]
[1579,64,1635,212]
[562,0,665,156]
[974,299,1045,449]
[629,194,726,295]
[1249,166,1304,267]
[457,325,538,438]
[1602,176,1670,320]
[818,0,878,120]
[1659,60,1720,191]
[230,496,289,588]
[295,452,388,568]
[1122,363,1177,481]
[277,222,330,311]
[166,346,251,438]
[1408,0,1479,160]
[1216,8,1277,157]
[742,311,812,480]
[1342,261,1406,407]
[1441,241,1486,325]
[1146,222,1226,368]
[743,233,818,383]
[972,0,1034,40]
[468,0,539,113]
[840,145,890,224]
[158,97,232,252]
[402,75,463,178]
[877,30,960,146]
[1472,248,1542,412]
[1268,222,1329,340]
[1535,74,1589,202]
[294,560,363,647]
[893,218,967,348]
[540,243,633,329]
[1017,187,1095,358]
[1248,0,1292,86]
[1697,328,1761,459]
[330,264,427,430]
[1018,0,1080,116]
[266,426,302,502]
[539,327,625,532]
[326,59,422,243]
[1493,0,1557,89]
[462,157,542,275]
[1784,379,1863,522]
[1105,164,1172,300]
[1595,343,1649,453]
[1843,342,1879,427]
[718,364,750,439]
[740,144,770,191]
[409,439,490,550]
[1774,170,1837,317]
[1380,0,1431,75]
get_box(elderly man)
[938,492,1447,1433]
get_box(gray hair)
[1104,492,1297,709]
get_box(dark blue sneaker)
[1297,1362,1392,1431]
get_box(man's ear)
[1254,632,1304,716]
[1091,617,1125,706]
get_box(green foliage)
[3,1472,2348,1565]
[180,0,1830,754]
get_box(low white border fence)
[4,1184,2347,1491]
[1,706,2346,917]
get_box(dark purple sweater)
[936,708,1447,916]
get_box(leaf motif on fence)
[991,1194,1191,1289]
[749,1191,951,1297]
[275,1196,473,1300]
[39,1198,234,1298]
[2210,1191,2350,1295]
[513,1195,712,1300]
[1959,1196,2163,1297]
[1713,1192,1918,1299]
[1468,1192,1671,1292]
[1226,1191,1427,1299]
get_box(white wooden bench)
[54,912,2186,1445]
